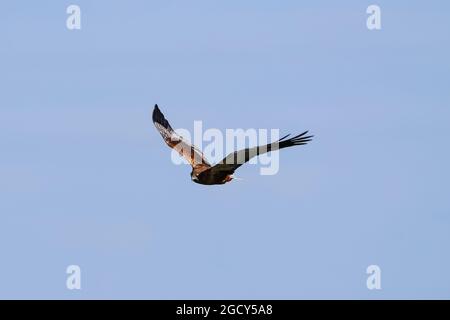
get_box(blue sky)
[1,1,449,299]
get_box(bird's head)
[190,171,200,184]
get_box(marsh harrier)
[152,105,312,185]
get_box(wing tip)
[152,104,174,134]
[152,104,162,123]
[279,130,314,147]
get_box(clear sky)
[1,1,449,299]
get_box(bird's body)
[193,167,234,185]
[152,105,312,185]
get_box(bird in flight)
[152,104,313,185]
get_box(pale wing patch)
[154,122,176,142]
[155,124,209,166]
[153,105,211,168]
[173,139,210,167]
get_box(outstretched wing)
[152,105,211,168]
[209,131,313,174]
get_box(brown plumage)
[152,104,313,185]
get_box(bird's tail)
[231,175,244,181]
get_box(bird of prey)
[152,104,313,185]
